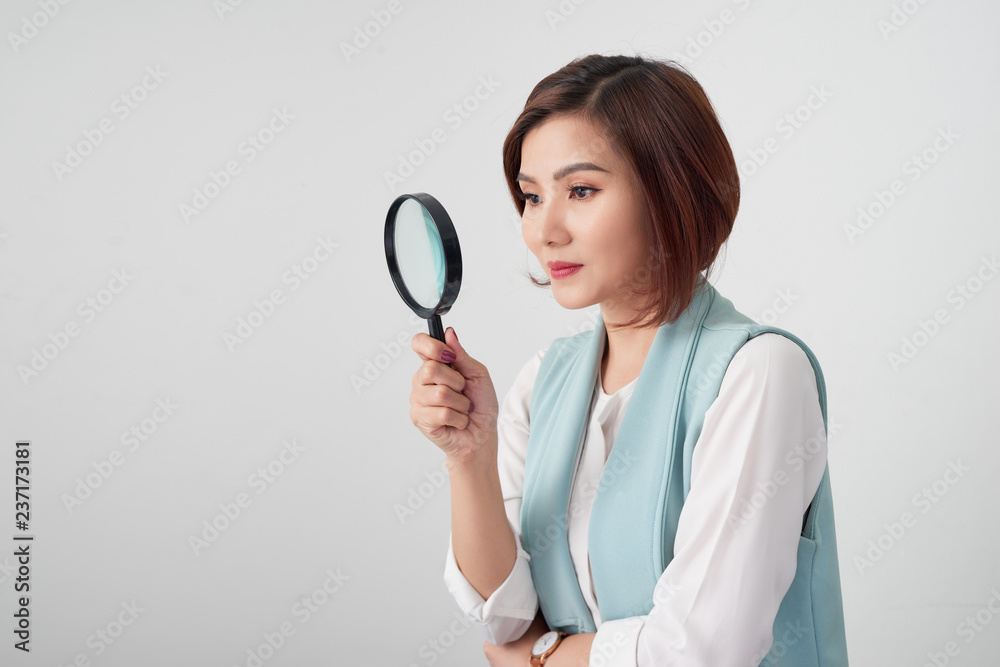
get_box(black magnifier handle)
[428,313,445,343]
[428,314,452,368]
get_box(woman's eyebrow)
[516,161,610,184]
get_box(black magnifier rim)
[384,192,462,319]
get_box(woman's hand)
[409,327,500,465]
[483,611,549,666]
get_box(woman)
[408,54,848,667]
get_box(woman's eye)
[520,186,597,207]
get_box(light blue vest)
[519,279,848,665]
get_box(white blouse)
[443,331,828,667]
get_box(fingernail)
[441,349,456,363]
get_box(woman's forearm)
[548,633,596,666]
[447,438,518,601]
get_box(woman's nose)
[533,198,570,246]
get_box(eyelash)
[519,185,599,207]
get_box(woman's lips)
[550,264,582,279]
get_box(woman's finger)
[414,359,467,395]
[410,331,458,364]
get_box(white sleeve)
[442,347,547,646]
[590,333,828,667]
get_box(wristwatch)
[530,630,568,666]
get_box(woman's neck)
[600,318,659,394]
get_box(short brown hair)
[502,54,740,328]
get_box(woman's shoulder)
[723,331,820,397]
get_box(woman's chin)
[550,288,595,311]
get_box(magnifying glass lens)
[384,191,461,346]
[393,199,445,309]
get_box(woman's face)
[517,114,651,322]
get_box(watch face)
[532,631,559,655]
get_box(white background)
[1,0,998,665]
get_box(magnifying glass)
[384,192,462,356]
